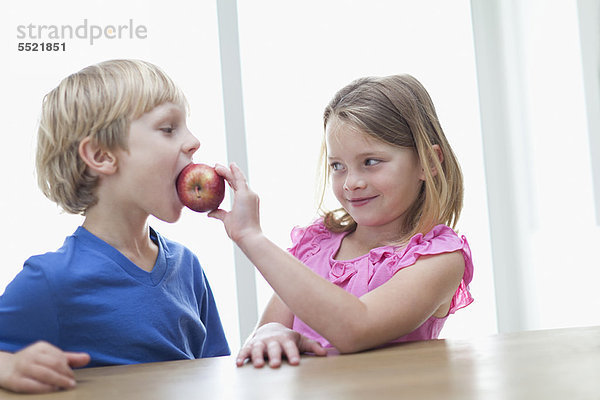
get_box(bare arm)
[257,293,294,328]
[211,164,464,353]
[237,232,463,352]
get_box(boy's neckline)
[81,221,159,272]
[74,226,167,286]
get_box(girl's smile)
[326,118,424,234]
[345,195,379,207]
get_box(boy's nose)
[184,132,201,156]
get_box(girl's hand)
[236,322,327,368]
[209,163,262,244]
[0,341,90,394]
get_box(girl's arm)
[211,164,464,353]
[257,293,295,328]
[237,293,326,367]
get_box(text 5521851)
[18,42,66,52]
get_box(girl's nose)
[343,171,366,191]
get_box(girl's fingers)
[214,163,249,192]
[302,338,327,356]
[207,208,227,221]
[250,342,267,368]
[281,340,301,366]
[266,341,283,368]
[229,163,249,190]
[214,165,237,191]
[236,347,251,367]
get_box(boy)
[0,60,230,394]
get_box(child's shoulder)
[291,217,327,237]
[18,230,86,292]
[368,225,465,266]
[397,224,468,259]
[25,230,80,269]
[410,224,465,248]
[398,224,473,280]
[289,218,336,245]
[288,218,341,260]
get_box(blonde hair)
[36,59,187,214]
[318,74,463,243]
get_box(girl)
[211,74,473,367]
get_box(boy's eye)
[365,159,380,166]
[160,126,175,134]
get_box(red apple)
[176,163,225,212]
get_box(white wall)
[472,0,600,332]
[521,0,600,329]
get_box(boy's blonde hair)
[36,59,187,214]
[318,74,463,243]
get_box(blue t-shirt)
[0,226,230,367]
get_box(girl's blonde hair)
[318,74,463,243]
[36,59,187,214]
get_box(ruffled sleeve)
[287,219,332,263]
[368,225,474,314]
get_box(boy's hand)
[0,341,90,394]
[236,323,327,368]
[208,163,263,244]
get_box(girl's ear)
[78,137,118,176]
[419,144,444,180]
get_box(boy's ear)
[78,137,118,176]
[419,144,444,180]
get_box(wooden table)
[2,326,599,399]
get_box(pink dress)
[289,219,474,347]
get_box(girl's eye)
[330,162,344,171]
[160,126,175,134]
[365,158,380,166]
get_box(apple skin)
[176,163,225,213]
